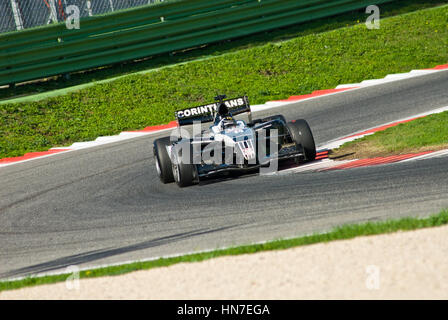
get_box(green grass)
[331,111,448,159]
[1,4,448,158]
[1,209,447,292]
[0,0,444,101]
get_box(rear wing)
[175,96,251,126]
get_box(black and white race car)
[153,95,316,187]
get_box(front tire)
[153,137,175,183]
[287,119,316,161]
[172,143,199,188]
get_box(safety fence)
[1,0,165,33]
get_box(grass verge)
[0,0,444,101]
[1,209,447,292]
[330,111,448,159]
[1,4,448,158]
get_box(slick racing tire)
[172,143,199,188]
[153,137,175,184]
[287,119,316,162]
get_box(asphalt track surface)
[1,70,448,279]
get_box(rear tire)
[153,137,175,183]
[287,119,316,161]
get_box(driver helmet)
[221,116,237,129]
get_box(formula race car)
[153,95,316,187]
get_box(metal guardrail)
[0,0,395,87]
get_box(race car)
[153,95,316,187]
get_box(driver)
[214,102,237,130]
